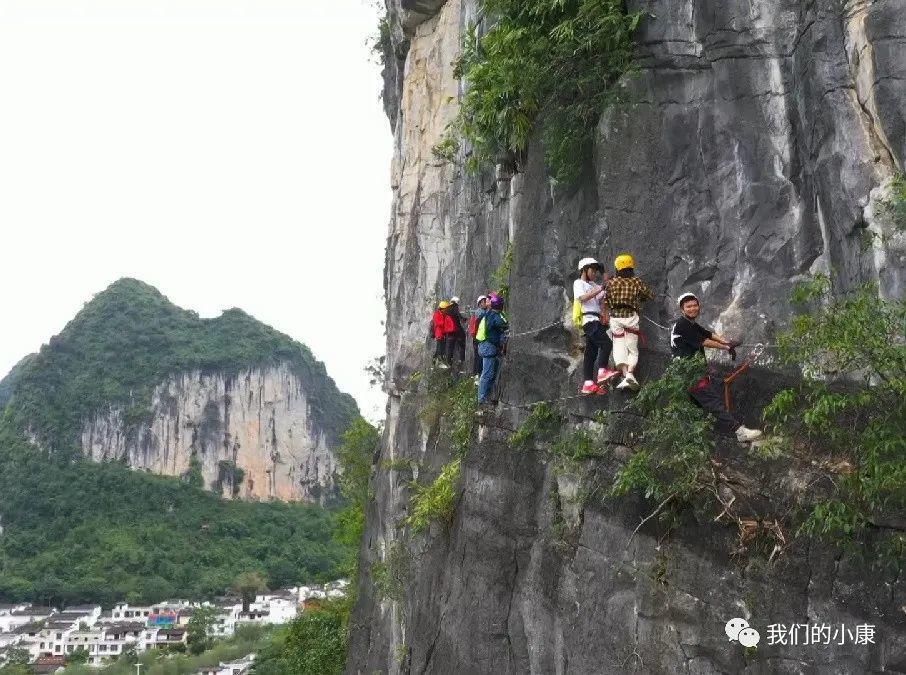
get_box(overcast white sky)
[0,0,391,422]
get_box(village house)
[0,606,55,633]
[39,619,77,658]
[14,621,48,662]
[0,580,345,669]
[207,604,241,639]
[153,627,187,650]
[0,632,20,649]
[194,653,255,675]
[30,655,67,674]
[64,627,103,666]
[61,605,102,625]
[108,602,153,621]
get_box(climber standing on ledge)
[671,292,762,442]
[476,293,508,408]
[606,253,655,391]
[574,257,620,395]
[445,296,467,372]
[430,300,454,368]
[469,295,489,380]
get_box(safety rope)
[506,320,564,338]
[642,315,670,331]
[493,313,778,349]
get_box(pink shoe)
[580,382,605,395]
[597,368,620,385]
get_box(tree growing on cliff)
[334,417,380,584]
[763,276,906,556]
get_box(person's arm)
[637,279,655,302]
[703,337,732,351]
[679,321,726,353]
[578,285,605,302]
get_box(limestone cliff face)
[81,363,337,503]
[351,0,905,673]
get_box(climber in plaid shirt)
[606,254,655,390]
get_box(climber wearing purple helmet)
[475,292,509,407]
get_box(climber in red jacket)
[430,301,456,368]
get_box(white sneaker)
[616,378,632,390]
[624,373,640,390]
[735,426,763,442]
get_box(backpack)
[468,314,479,337]
[571,299,584,329]
[475,316,488,342]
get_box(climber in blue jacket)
[476,293,509,407]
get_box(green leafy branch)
[444,0,643,183]
[764,277,906,551]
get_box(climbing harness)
[723,343,765,412]
[612,324,648,348]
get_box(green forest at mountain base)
[0,426,349,607]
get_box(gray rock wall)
[81,363,338,503]
[350,0,906,672]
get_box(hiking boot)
[735,426,763,443]
[597,368,620,385]
[580,382,605,395]
[624,373,640,390]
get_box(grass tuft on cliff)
[1,278,357,453]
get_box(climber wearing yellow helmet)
[606,253,655,391]
[430,300,456,368]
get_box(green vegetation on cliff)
[609,277,906,559]
[444,0,642,182]
[0,426,347,606]
[765,277,906,551]
[0,354,33,410]
[2,278,357,453]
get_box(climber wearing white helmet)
[671,293,762,443]
[573,257,620,395]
